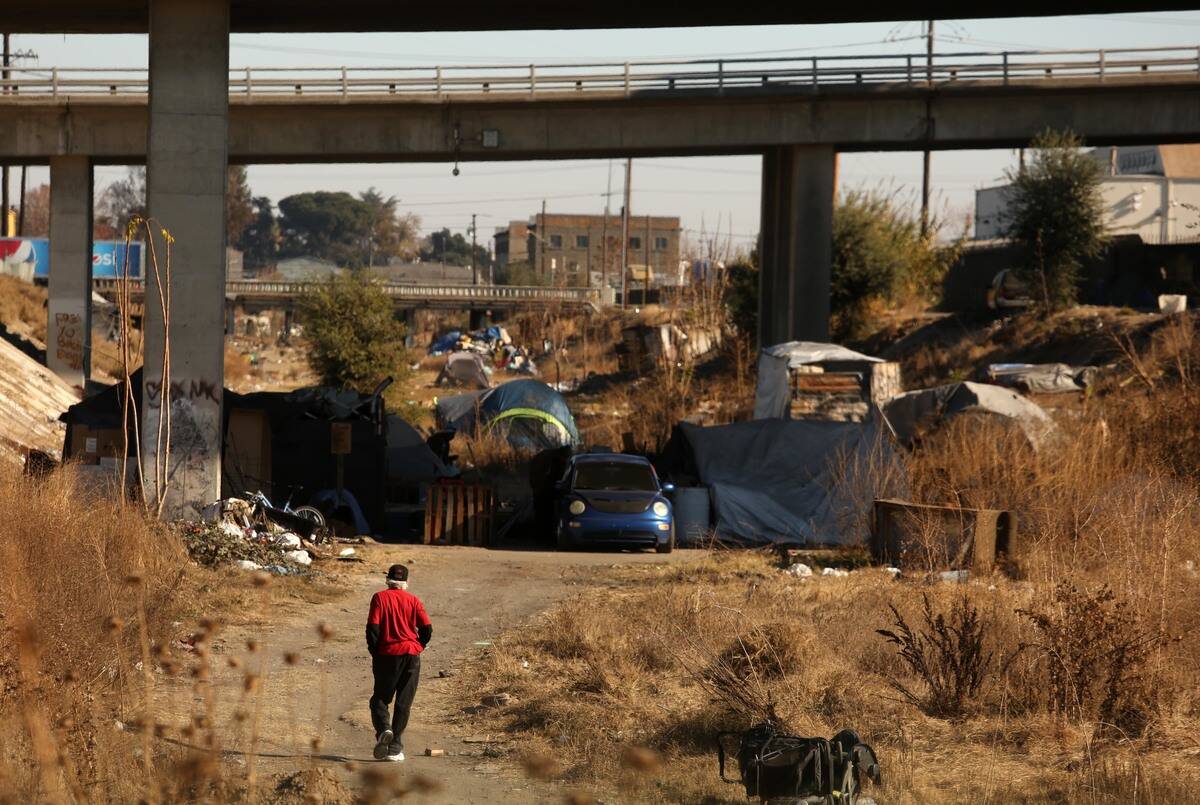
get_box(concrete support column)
[47,156,94,388]
[758,145,836,346]
[142,0,229,517]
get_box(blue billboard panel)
[0,237,143,280]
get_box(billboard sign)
[0,237,144,281]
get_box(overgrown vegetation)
[299,272,410,392]
[1004,129,1107,310]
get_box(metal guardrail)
[4,46,1200,102]
[92,277,601,305]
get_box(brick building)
[494,213,680,287]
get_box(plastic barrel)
[669,486,711,547]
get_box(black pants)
[369,653,421,748]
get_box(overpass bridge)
[5,47,1200,161]
[91,277,603,313]
[7,1,1197,518]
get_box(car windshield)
[573,461,658,492]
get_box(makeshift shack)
[984,363,1096,394]
[436,351,492,389]
[59,370,447,535]
[753,341,902,422]
[882,381,1057,448]
[617,323,722,374]
[436,379,579,451]
[657,418,905,546]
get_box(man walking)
[366,564,432,761]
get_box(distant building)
[494,213,681,287]
[974,144,1200,244]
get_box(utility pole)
[620,158,631,308]
[644,215,651,306]
[920,19,934,239]
[2,34,10,233]
[539,199,547,280]
[601,159,612,298]
[470,213,478,285]
[17,165,26,236]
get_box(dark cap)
[386,564,409,582]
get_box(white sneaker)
[386,750,405,762]
[373,729,394,760]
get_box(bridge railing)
[5,45,1200,101]
[93,277,601,305]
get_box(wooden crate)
[424,483,495,546]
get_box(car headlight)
[652,501,669,517]
[569,499,586,515]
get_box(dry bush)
[0,275,48,342]
[876,594,994,719]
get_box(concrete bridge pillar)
[47,156,93,388]
[758,145,836,346]
[141,0,229,517]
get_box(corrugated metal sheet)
[0,337,81,464]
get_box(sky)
[6,11,1200,253]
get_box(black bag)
[718,722,881,803]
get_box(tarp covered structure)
[657,418,904,546]
[436,379,579,451]
[985,363,1096,394]
[883,381,1057,447]
[754,341,883,419]
[386,416,456,485]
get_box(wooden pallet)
[423,483,495,546]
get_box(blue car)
[554,453,675,553]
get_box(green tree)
[226,165,255,245]
[278,191,374,267]
[359,187,420,266]
[724,252,759,338]
[238,196,280,270]
[1003,129,1106,310]
[419,228,491,269]
[831,189,959,337]
[300,273,409,392]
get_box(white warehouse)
[974,145,1200,244]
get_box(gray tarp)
[754,341,883,419]
[985,363,1096,394]
[657,418,904,546]
[882,381,1057,447]
[386,416,457,485]
[436,351,492,389]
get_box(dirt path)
[177,544,696,802]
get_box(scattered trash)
[821,567,850,577]
[784,563,814,578]
[425,748,446,757]
[938,570,970,583]
[884,567,902,577]
[233,559,264,572]
[473,641,493,647]
[438,669,456,678]
[274,532,303,550]
[218,521,247,540]
[481,693,513,707]
[338,547,356,557]
[1159,294,1187,314]
[282,550,313,567]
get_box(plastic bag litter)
[282,550,313,567]
[339,547,356,557]
[784,563,813,578]
[821,567,850,578]
[274,532,303,549]
[233,559,263,572]
[218,522,246,540]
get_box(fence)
[4,46,1200,102]
[424,482,495,546]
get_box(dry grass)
[0,275,48,343]
[452,320,1200,803]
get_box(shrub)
[1003,129,1106,310]
[299,271,410,392]
[876,593,993,719]
[1017,581,1158,733]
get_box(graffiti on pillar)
[54,312,85,371]
[145,378,221,409]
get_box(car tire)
[656,529,675,554]
[555,525,574,552]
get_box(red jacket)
[366,588,432,656]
